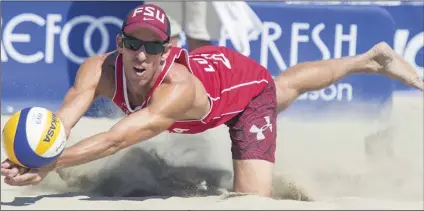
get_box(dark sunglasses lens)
[123,36,165,54]
[123,39,142,51]
[144,42,164,55]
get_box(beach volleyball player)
[2,4,423,196]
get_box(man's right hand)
[1,159,27,179]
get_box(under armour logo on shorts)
[249,116,272,140]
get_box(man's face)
[118,28,170,87]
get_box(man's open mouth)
[133,67,145,73]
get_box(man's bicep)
[149,82,196,120]
[111,83,195,136]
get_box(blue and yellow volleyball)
[2,107,67,169]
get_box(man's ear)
[160,43,172,62]
[116,33,124,53]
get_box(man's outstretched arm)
[274,42,423,112]
[2,63,196,186]
[53,75,195,170]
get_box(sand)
[1,92,423,210]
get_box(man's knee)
[273,74,301,112]
[232,159,274,197]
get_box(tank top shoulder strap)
[174,47,191,72]
[112,54,124,105]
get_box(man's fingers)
[1,161,11,169]
[1,167,19,178]
[4,177,39,186]
[19,167,30,175]
[5,171,39,186]
[2,168,45,187]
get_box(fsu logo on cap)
[122,4,171,41]
[131,5,165,24]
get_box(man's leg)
[225,81,278,197]
[274,42,423,112]
[233,160,273,196]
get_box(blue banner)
[217,3,396,116]
[1,1,139,116]
[1,1,421,118]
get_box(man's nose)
[135,46,147,61]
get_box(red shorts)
[225,80,277,163]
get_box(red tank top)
[112,46,272,134]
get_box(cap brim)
[124,23,168,41]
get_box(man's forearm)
[54,86,97,138]
[52,120,162,170]
[53,132,119,170]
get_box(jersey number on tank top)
[190,53,232,72]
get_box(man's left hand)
[1,159,55,186]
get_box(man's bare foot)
[369,42,423,90]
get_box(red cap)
[122,4,171,41]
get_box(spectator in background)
[144,1,221,52]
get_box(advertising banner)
[2,1,420,118]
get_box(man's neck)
[125,65,165,107]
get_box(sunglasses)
[121,33,168,55]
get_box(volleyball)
[1,107,67,169]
